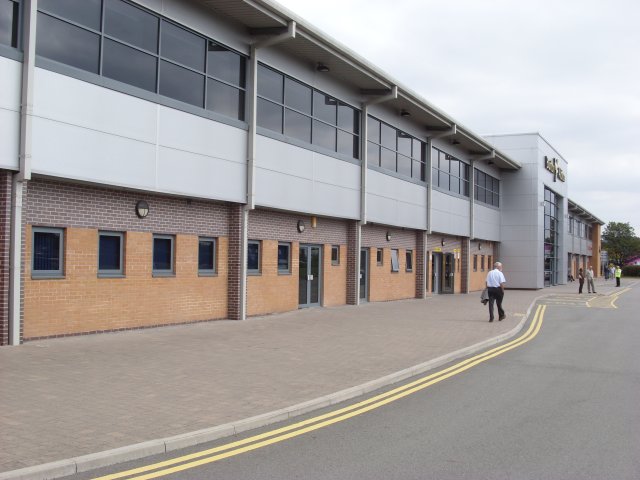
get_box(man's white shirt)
[486,269,506,288]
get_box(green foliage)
[622,265,640,277]
[602,222,640,266]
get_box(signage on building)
[544,156,566,182]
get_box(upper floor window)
[0,0,20,49]
[432,147,469,196]
[368,116,425,181]
[36,0,246,120]
[257,64,360,159]
[474,169,500,207]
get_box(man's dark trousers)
[488,286,505,321]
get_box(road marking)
[93,305,546,480]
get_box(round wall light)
[135,200,149,219]
[297,220,306,233]
[386,231,391,242]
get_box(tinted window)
[397,155,412,177]
[198,239,215,271]
[285,78,311,114]
[367,117,380,143]
[159,60,204,107]
[39,0,102,30]
[207,42,244,86]
[161,20,205,72]
[257,65,283,102]
[337,104,358,133]
[381,148,396,171]
[397,134,411,156]
[367,142,380,167]
[390,249,399,272]
[313,91,336,124]
[36,13,100,73]
[0,0,19,48]
[331,245,339,265]
[257,98,282,132]
[284,109,311,143]
[247,241,260,272]
[412,160,424,181]
[337,131,358,158]
[103,39,157,92]
[98,233,122,272]
[380,123,395,149]
[104,0,158,52]
[33,229,62,273]
[153,236,173,272]
[207,78,244,120]
[312,120,336,151]
[278,243,290,272]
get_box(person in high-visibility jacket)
[615,266,622,287]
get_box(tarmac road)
[68,284,640,479]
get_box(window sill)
[247,271,261,276]
[152,272,176,278]
[198,271,218,277]
[31,274,65,280]
[277,271,291,276]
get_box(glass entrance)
[360,248,369,301]
[299,245,321,307]
[431,253,442,293]
[443,253,454,293]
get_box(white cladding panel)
[366,170,426,229]
[431,190,469,236]
[30,68,246,201]
[0,56,21,170]
[474,204,501,241]
[255,135,360,218]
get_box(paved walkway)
[0,280,621,478]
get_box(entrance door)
[443,253,454,294]
[360,248,369,301]
[299,245,321,307]
[431,253,442,293]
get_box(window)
[32,227,64,277]
[0,0,20,48]
[481,255,485,272]
[406,250,413,272]
[368,116,426,181]
[376,248,383,266]
[153,234,174,275]
[278,242,290,274]
[331,245,340,266]
[473,254,478,272]
[432,148,470,196]
[98,231,124,276]
[198,237,216,274]
[257,64,360,159]
[488,256,493,270]
[36,0,246,120]
[247,240,261,274]
[474,169,500,207]
[390,249,399,272]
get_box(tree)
[601,222,640,266]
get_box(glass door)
[299,245,322,307]
[360,248,369,301]
[431,253,442,293]
[443,253,454,293]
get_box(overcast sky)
[275,0,640,235]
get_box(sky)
[275,0,640,235]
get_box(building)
[0,0,603,345]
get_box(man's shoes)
[489,318,494,322]
[499,315,506,321]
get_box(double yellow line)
[95,305,547,480]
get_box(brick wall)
[363,224,417,302]
[22,180,231,339]
[227,205,244,320]
[469,240,496,292]
[247,209,349,314]
[0,171,11,345]
[415,231,426,298]
[346,221,358,305]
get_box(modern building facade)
[0,0,603,345]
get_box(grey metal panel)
[0,56,21,170]
[474,204,501,241]
[430,189,469,236]
[366,169,427,229]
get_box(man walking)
[586,265,596,293]
[486,261,506,322]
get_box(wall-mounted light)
[400,109,410,117]
[297,220,306,233]
[316,63,330,72]
[487,160,494,165]
[451,139,461,145]
[135,200,149,219]
[441,238,445,246]
[386,231,391,242]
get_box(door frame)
[298,244,323,308]
[360,247,369,302]
[443,252,455,294]
[431,252,442,294]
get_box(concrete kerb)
[0,294,548,480]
